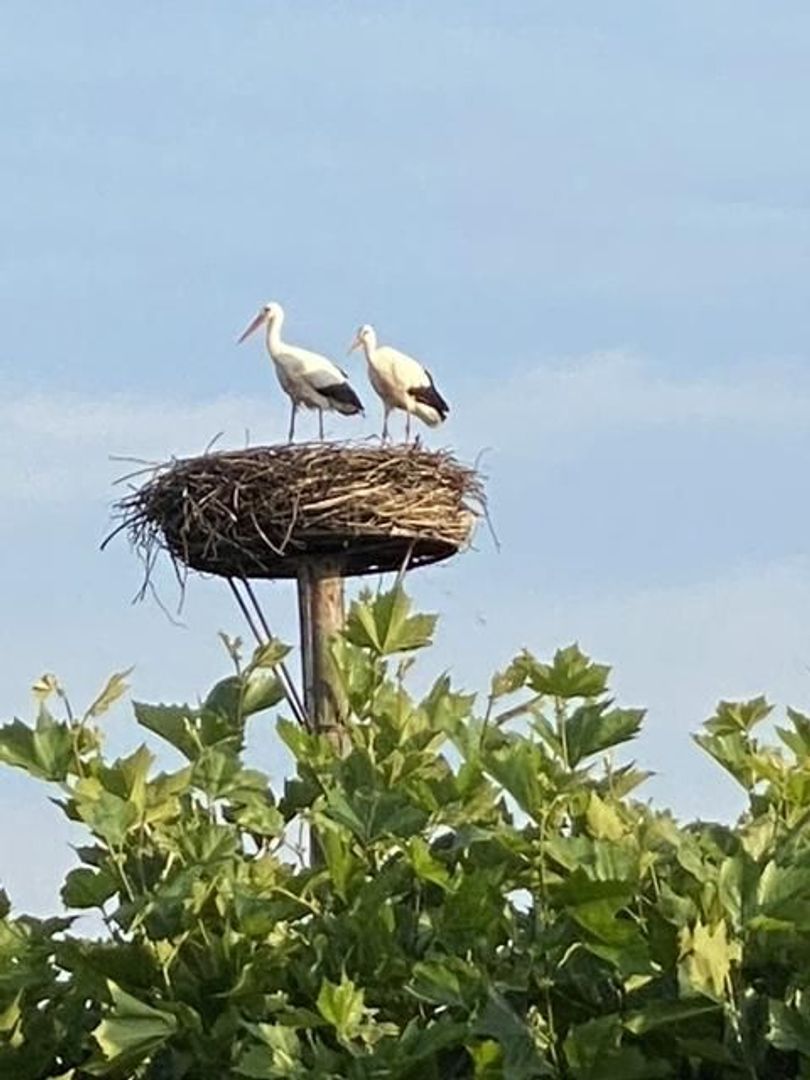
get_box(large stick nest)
[110,443,485,581]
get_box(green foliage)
[2,592,810,1076]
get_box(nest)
[110,443,485,582]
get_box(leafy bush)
[1,588,810,1077]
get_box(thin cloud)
[1,352,809,503]
[0,392,283,505]
[461,350,810,449]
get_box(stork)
[348,324,449,442]
[238,302,364,442]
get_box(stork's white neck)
[361,328,378,357]
[265,311,285,358]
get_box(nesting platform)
[113,443,484,581]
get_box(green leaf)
[717,853,758,933]
[345,587,436,655]
[552,871,635,910]
[755,858,810,928]
[0,992,21,1040]
[61,867,118,909]
[233,1045,283,1079]
[703,697,772,735]
[678,920,740,1001]
[564,1014,667,1079]
[191,747,242,798]
[251,639,292,668]
[566,704,644,767]
[85,668,134,721]
[236,1025,303,1078]
[489,657,528,699]
[599,762,652,799]
[585,792,626,840]
[316,827,358,900]
[90,981,177,1071]
[571,900,644,951]
[624,998,721,1035]
[693,730,755,790]
[777,707,810,759]
[407,837,451,890]
[0,713,74,781]
[316,974,366,1041]
[75,791,139,847]
[470,1040,504,1078]
[523,645,610,699]
[409,958,480,1008]
[398,1017,471,1065]
[481,739,550,819]
[323,786,428,844]
[133,702,198,760]
[769,992,810,1056]
[421,675,476,735]
[474,990,553,1077]
[231,797,284,839]
[204,668,284,721]
[57,939,160,992]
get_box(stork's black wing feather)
[319,381,364,415]
[409,371,449,419]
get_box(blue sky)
[3,2,810,914]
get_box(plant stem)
[555,697,570,772]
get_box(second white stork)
[238,301,364,442]
[348,324,449,442]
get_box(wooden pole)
[297,558,346,867]
[296,558,345,737]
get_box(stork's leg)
[288,402,297,443]
[405,412,412,443]
[382,408,390,443]
[318,409,324,441]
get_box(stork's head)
[237,300,283,343]
[347,323,376,355]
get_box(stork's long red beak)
[237,310,266,344]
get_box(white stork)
[238,301,364,442]
[348,324,449,442]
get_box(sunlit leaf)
[75,791,139,847]
[251,639,292,669]
[85,668,134,721]
[316,974,367,1041]
[90,981,177,1070]
[693,730,756,790]
[31,673,60,703]
[585,792,626,841]
[522,645,610,700]
[407,837,451,890]
[345,587,436,655]
[236,1024,303,1077]
[703,697,772,736]
[678,920,740,1001]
